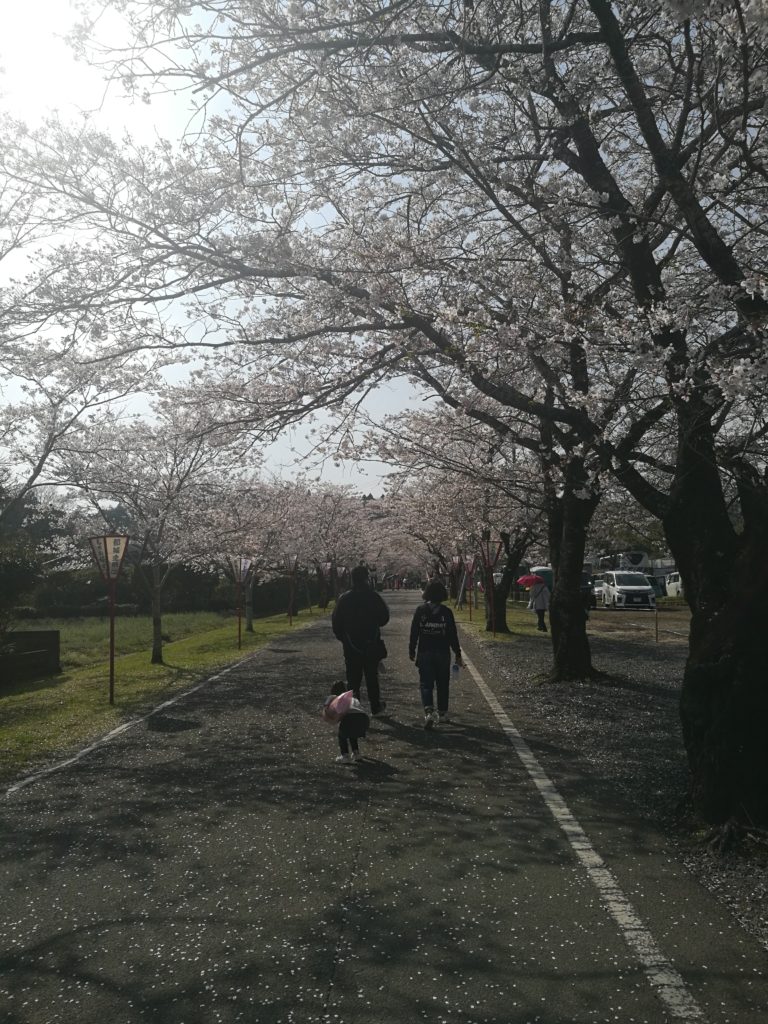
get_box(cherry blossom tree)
[0,341,165,528]
[0,117,171,530]
[5,1,768,825]
[366,405,543,629]
[63,404,250,663]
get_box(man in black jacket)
[331,565,390,715]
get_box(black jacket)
[332,587,390,655]
[409,602,461,659]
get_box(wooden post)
[108,579,116,706]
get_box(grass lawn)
[455,595,690,647]
[454,598,540,642]
[18,610,234,670]
[0,608,327,787]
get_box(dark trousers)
[536,609,547,631]
[343,650,383,713]
[338,731,359,755]
[417,650,451,714]
[339,710,369,754]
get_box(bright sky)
[0,2,187,141]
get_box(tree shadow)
[146,715,202,733]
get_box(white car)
[594,571,656,610]
[665,571,684,598]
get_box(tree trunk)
[483,566,511,634]
[449,566,461,600]
[548,457,600,680]
[660,407,768,826]
[287,574,299,618]
[245,576,255,632]
[150,563,164,665]
[316,566,330,610]
[482,529,532,633]
[135,558,167,665]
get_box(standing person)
[331,565,390,716]
[528,578,550,632]
[409,580,462,729]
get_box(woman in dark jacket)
[409,580,462,729]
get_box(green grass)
[20,611,233,670]
[454,598,540,641]
[0,608,328,786]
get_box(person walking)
[409,580,462,729]
[321,683,370,765]
[528,579,550,632]
[331,565,390,716]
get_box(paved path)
[1,593,766,1024]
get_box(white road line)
[461,651,704,1023]
[4,657,252,798]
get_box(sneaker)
[372,701,387,717]
[350,752,361,763]
[438,713,450,724]
[424,709,437,730]
[335,753,352,764]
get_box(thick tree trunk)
[677,563,768,827]
[547,457,600,680]
[661,408,768,826]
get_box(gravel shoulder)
[459,607,768,952]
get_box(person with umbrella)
[517,573,550,633]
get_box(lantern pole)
[108,578,116,704]
[228,556,252,649]
[88,534,130,705]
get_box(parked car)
[593,571,656,609]
[665,571,684,598]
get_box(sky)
[0,2,188,141]
[0,2,425,491]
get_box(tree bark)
[547,457,600,680]
[245,575,255,632]
[482,529,534,634]
[316,565,331,609]
[483,565,511,634]
[150,563,164,665]
[135,559,168,665]
[660,406,768,826]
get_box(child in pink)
[322,683,370,764]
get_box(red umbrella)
[516,574,545,588]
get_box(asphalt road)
[1,593,766,1024]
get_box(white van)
[665,572,684,598]
[594,571,656,609]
